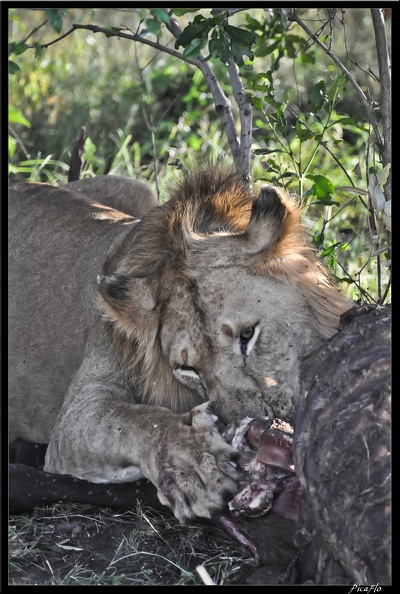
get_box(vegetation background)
[8,7,391,586]
[9,7,391,305]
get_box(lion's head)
[97,167,353,423]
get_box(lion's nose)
[208,387,275,425]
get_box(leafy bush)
[8,7,391,303]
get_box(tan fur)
[97,169,352,412]
[9,169,354,522]
[250,187,352,339]
[64,175,158,219]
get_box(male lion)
[64,174,158,219]
[9,168,353,523]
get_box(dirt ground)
[8,501,298,585]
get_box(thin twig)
[289,12,382,145]
[18,19,48,45]
[27,23,195,64]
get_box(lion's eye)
[239,325,260,356]
[174,365,201,381]
[241,328,255,341]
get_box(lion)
[8,167,353,523]
[64,175,158,219]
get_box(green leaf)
[320,242,345,257]
[183,34,209,60]
[150,8,170,24]
[261,39,281,56]
[45,9,63,34]
[9,106,31,127]
[307,174,335,199]
[9,136,16,159]
[224,24,255,65]
[253,148,283,155]
[277,172,297,179]
[251,97,263,110]
[171,9,200,16]
[33,42,43,58]
[245,14,262,30]
[145,19,161,37]
[328,73,348,103]
[300,52,315,64]
[210,8,229,21]
[83,137,97,162]
[9,42,29,56]
[307,80,327,110]
[295,120,313,142]
[9,60,20,74]
[313,232,323,245]
[224,25,255,47]
[209,29,232,63]
[336,277,355,284]
[175,19,214,50]
[320,34,331,44]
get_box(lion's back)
[64,175,158,219]
[8,182,135,443]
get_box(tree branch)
[371,8,391,203]
[167,13,245,180]
[228,59,252,185]
[28,23,195,65]
[24,17,250,182]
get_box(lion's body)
[64,175,158,219]
[9,170,353,522]
[9,182,135,443]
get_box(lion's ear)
[243,186,290,253]
[243,186,301,255]
[97,274,156,314]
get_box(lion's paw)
[147,420,239,523]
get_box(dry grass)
[8,502,255,585]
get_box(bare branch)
[371,8,391,203]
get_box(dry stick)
[371,8,392,203]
